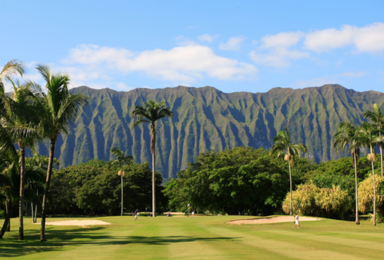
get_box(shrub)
[358,175,384,221]
[282,182,352,218]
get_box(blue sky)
[2,0,384,93]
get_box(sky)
[1,0,384,93]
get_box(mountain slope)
[35,84,384,179]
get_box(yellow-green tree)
[358,175,384,222]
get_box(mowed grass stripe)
[266,229,384,259]
[118,217,170,259]
[159,218,230,259]
[207,226,365,260]
[180,218,290,260]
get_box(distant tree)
[110,148,133,216]
[35,65,88,241]
[165,147,315,215]
[25,154,56,223]
[131,100,173,217]
[333,120,362,224]
[270,127,307,215]
[49,160,163,216]
[359,122,378,226]
[364,104,384,177]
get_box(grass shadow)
[0,226,238,258]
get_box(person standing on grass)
[293,214,300,228]
[192,209,195,217]
[134,209,139,221]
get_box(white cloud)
[261,32,303,48]
[304,26,354,53]
[250,23,384,68]
[353,23,384,53]
[198,34,215,43]
[219,36,246,51]
[250,31,308,67]
[64,44,258,82]
[304,23,384,53]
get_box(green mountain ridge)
[34,84,384,179]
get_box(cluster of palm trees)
[334,104,384,226]
[0,60,88,241]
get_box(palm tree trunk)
[6,199,10,232]
[0,200,11,238]
[380,144,383,177]
[152,152,156,217]
[18,144,25,240]
[121,172,123,216]
[40,138,56,242]
[31,202,34,223]
[371,160,376,226]
[34,203,37,223]
[289,161,293,216]
[354,152,360,224]
[151,124,156,217]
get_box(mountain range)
[34,84,384,179]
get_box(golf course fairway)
[1,215,384,259]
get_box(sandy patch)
[227,216,321,225]
[34,220,111,227]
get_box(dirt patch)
[227,216,321,225]
[34,220,111,227]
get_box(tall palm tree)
[359,122,378,226]
[6,81,42,240]
[364,104,384,177]
[131,100,173,217]
[35,65,88,241]
[333,120,362,224]
[270,126,307,215]
[111,147,133,216]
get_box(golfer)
[293,214,300,228]
[134,209,139,221]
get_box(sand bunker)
[227,216,321,225]
[35,220,111,227]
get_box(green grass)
[1,215,384,259]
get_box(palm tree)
[35,65,88,241]
[359,122,378,226]
[131,100,173,217]
[110,147,133,216]
[0,154,18,238]
[0,60,25,157]
[270,126,307,215]
[364,104,384,177]
[6,81,42,240]
[333,120,362,224]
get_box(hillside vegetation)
[35,84,384,179]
